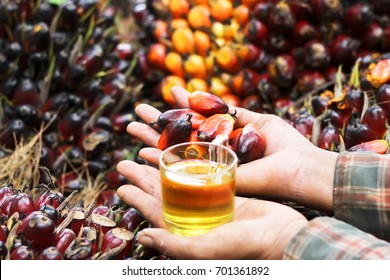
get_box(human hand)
[128,86,338,211]
[116,160,308,260]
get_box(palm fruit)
[0,0,147,199]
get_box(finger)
[127,122,160,147]
[117,185,164,228]
[134,103,162,124]
[138,147,161,166]
[116,160,161,197]
[137,221,259,259]
[171,86,190,108]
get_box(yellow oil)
[161,159,235,236]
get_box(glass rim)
[159,141,238,174]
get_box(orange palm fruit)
[197,113,235,142]
[241,0,258,8]
[188,5,212,30]
[230,68,260,97]
[184,54,208,79]
[172,27,195,55]
[205,53,215,74]
[150,20,169,41]
[185,130,208,158]
[161,75,187,107]
[169,0,190,19]
[164,52,185,77]
[170,18,190,30]
[210,76,232,97]
[348,139,389,154]
[194,30,211,57]
[233,4,250,26]
[146,43,167,71]
[190,0,209,5]
[215,45,240,74]
[236,123,266,163]
[221,93,242,107]
[367,59,390,88]
[228,128,243,152]
[186,78,210,93]
[211,0,233,23]
[188,90,229,117]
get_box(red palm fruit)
[157,114,193,150]
[293,20,318,45]
[188,91,229,117]
[0,194,17,216]
[310,0,343,22]
[330,35,360,67]
[65,207,86,235]
[101,228,134,260]
[361,22,384,50]
[104,170,128,189]
[89,214,116,234]
[77,44,104,77]
[236,123,266,164]
[197,114,235,142]
[37,247,64,260]
[303,40,330,70]
[0,119,28,149]
[361,105,387,138]
[91,205,112,216]
[267,1,296,35]
[345,118,377,149]
[318,123,341,151]
[64,239,94,260]
[114,43,134,61]
[35,190,64,209]
[0,226,6,243]
[244,18,269,47]
[55,228,76,254]
[187,5,212,30]
[146,43,167,71]
[0,183,17,206]
[297,71,326,94]
[18,211,56,250]
[348,139,389,154]
[119,208,147,232]
[96,190,121,207]
[149,19,169,41]
[10,245,34,260]
[268,54,297,88]
[294,110,315,140]
[12,78,39,107]
[343,3,373,34]
[229,128,243,152]
[152,109,206,130]
[344,88,364,115]
[221,93,242,107]
[376,84,390,113]
[311,95,329,117]
[79,226,99,254]
[230,68,260,98]
[8,192,37,219]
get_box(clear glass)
[159,142,238,237]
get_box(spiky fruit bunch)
[283,56,390,154]
[131,0,390,115]
[0,0,146,194]
[0,180,164,260]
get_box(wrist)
[293,146,338,211]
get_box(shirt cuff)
[333,152,390,240]
[283,217,390,260]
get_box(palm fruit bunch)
[0,0,148,195]
[284,55,390,154]
[130,0,390,115]
[0,178,169,260]
[150,90,266,164]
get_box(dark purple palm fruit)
[303,39,330,70]
[361,22,384,50]
[267,1,296,35]
[344,88,365,117]
[294,109,316,140]
[344,116,377,149]
[318,122,341,151]
[343,3,373,35]
[361,105,388,138]
[310,0,343,23]
[293,20,318,45]
[268,54,297,88]
[376,83,390,115]
[329,35,360,68]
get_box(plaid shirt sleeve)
[283,151,390,259]
[283,217,390,259]
[334,152,390,241]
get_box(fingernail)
[138,232,154,247]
